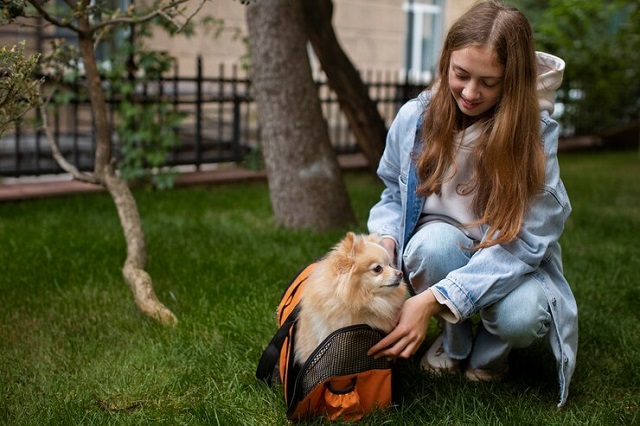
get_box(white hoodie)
[536,51,565,115]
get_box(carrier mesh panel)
[295,326,392,399]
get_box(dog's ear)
[330,233,356,274]
[349,233,368,257]
[334,231,364,259]
[339,232,356,253]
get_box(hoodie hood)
[537,51,565,115]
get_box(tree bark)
[76,17,177,325]
[246,0,356,230]
[301,0,387,173]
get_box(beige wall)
[445,0,478,29]
[144,1,248,76]
[330,0,405,72]
[145,0,476,77]
[0,1,475,78]
[330,0,474,73]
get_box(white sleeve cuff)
[428,287,462,324]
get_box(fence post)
[232,64,241,161]
[195,56,203,170]
[218,63,224,158]
[13,123,21,176]
[171,61,179,164]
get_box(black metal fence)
[0,57,426,178]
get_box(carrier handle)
[256,307,299,386]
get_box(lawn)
[0,151,638,425]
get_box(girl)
[366,0,578,407]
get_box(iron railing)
[0,57,426,177]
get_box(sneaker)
[464,365,508,382]
[420,333,461,374]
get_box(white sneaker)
[420,333,460,374]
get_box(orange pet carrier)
[256,263,395,422]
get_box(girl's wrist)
[419,288,446,316]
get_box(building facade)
[1,0,475,80]
[144,0,476,79]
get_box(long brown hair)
[416,0,544,249]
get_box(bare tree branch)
[39,101,100,185]
[22,0,205,37]
[27,0,81,33]
[170,0,207,32]
[90,0,202,33]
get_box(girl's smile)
[460,96,481,110]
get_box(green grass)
[1,151,638,425]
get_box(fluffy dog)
[294,232,407,365]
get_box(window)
[403,0,444,83]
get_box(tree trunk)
[302,0,387,173]
[246,0,356,230]
[76,21,177,325]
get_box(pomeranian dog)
[294,232,407,365]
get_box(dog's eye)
[372,265,383,274]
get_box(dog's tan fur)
[294,232,407,365]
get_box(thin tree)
[246,0,356,230]
[1,0,210,324]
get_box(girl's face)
[448,45,504,118]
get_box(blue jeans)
[403,222,552,371]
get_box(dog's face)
[294,232,407,364]
[328,233,405,307]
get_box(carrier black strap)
[256,306,300,386]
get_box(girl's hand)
[367,289,445,360]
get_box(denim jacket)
[368,89,578,407]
